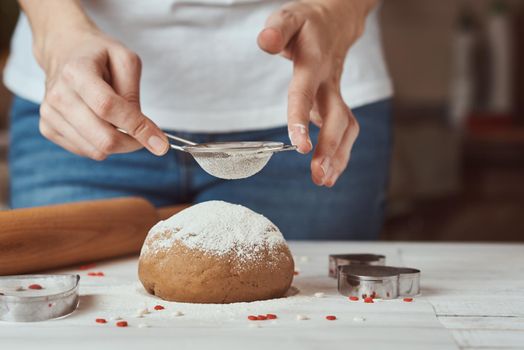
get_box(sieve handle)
[164,131,199,152]
[116,128,198,152]
[274,144,298,153]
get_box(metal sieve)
[164,132,297,179]
[170,133,296,180]
[118,129,296,179]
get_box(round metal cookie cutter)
[337,265,421,300]
[338,265,400,300]
[396,267,421,297]
[0,274,80,322]
[328,254,386,278]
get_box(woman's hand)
[21,0,168,160]
[258,0,377,187]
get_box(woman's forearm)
[18,0,97,64]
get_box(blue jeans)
[9,96,392,240]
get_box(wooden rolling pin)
[0,197,188,275]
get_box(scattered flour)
[141,201,286,262]
[296,314,309,321]
[172,311,184,317]
[353,316,366,322]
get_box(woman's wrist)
[311,0,378,17]
[302,0,378,39]
[19,0,98,68]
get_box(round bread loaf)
[138,201,294,303]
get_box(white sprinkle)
[353,316,366,322]
[138,323,150,328]
[296,314,309,321]
[134,308,149,318]
[111,316,122,321]
[299,256,310,263]
[314,292,325,298]
[172,311,184,317]
[248,323,260,328]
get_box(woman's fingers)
[258,3,305,54]
[259,1,370,187]
[61,59,168,156]
[323,110,359,187]
[310,101,323,127]
[108,47,142,105]
[287,64,319,154]
[48,84,142,155]
[39,103,106,160]
[311,86,359,186]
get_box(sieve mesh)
[184,142,290,180]
[192,151,272,180]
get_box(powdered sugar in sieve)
[191,150,271,180]
[184,141,296,180]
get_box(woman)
[3,0,392,239]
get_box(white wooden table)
[1,242,523,350]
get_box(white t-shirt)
[3,0,392,133]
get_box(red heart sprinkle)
[79,263,97,270]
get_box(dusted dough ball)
[138,201,294,304]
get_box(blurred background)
[0,0,523,241]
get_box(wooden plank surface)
[1,242,523,350]
[396,242,524,349]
